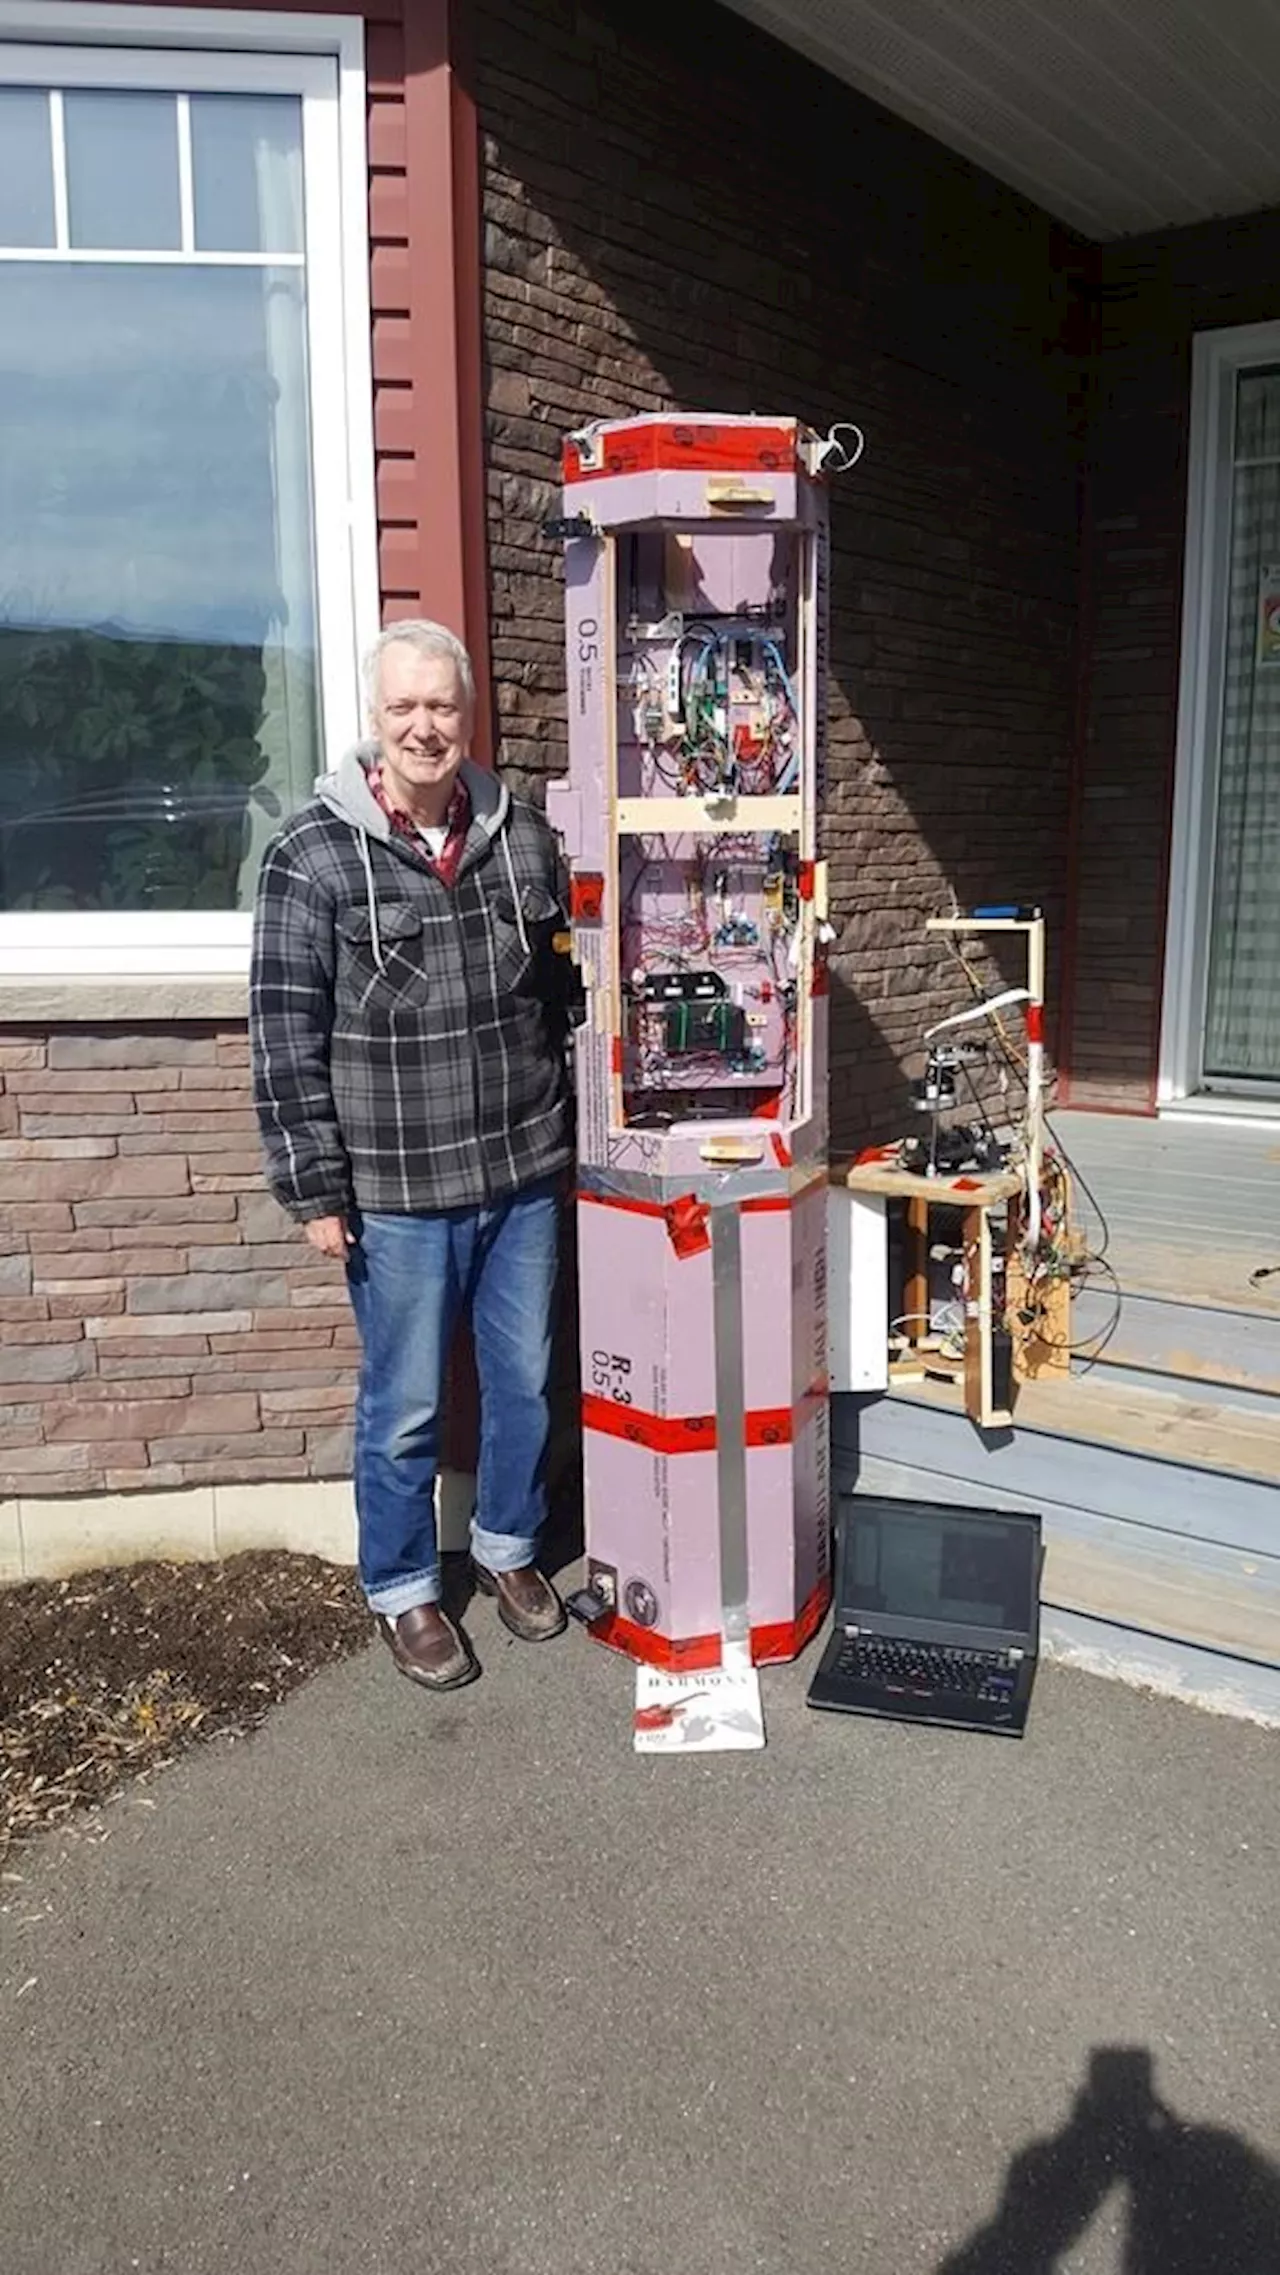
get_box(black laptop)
[806,1493,1042,1736]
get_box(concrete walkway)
[2,1604,1278,2275]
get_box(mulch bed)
[1,1554,371,1861]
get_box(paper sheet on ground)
[632,1650,765,1753]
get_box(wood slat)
[887,1371,1280,1489]
[365,22,406,96]
[378,525,420,593]
[373,382,416,454]
[367,96,407,170]
[370,243,411,313]
[371,314,412,385]
[369,173,409,243]
[376,455,417,518]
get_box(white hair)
[363,619,476,712]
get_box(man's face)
[371,644,472,810]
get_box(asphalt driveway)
[2,1605,1277,2275]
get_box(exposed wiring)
[1045,1113,1111,1265]
[1020,1253,1124,1368]
[631,620,798,798]
[890,1304,964,1340]
[618,606,808,1122]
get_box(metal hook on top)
[816,422,866,474]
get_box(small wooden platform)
[840,1161,1022,1206]
[833,1157,1022,1429]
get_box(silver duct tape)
[711,1203,750,1645]
[576,1161,826,1209]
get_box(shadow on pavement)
[937,2046,1280,2274]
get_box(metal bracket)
[542,514,599,541]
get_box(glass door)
[1202,365,1280,1088]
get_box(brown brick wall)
[472,0,1087,1144]
[0,1031,354,1498]
[1065,209,1280,1109]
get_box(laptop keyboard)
[835,1636,1017,1701]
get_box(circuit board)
[619,833,799,1106]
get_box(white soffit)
[718,0,1280,240]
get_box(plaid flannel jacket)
[249,752,574,1220]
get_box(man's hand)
[303,1214,354,1261]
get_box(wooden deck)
[1051,1109,1280,1313]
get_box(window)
[0,22,375,974]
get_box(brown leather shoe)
[377,1603,478,1690]
[471,1560,567,1642]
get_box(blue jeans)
[345,1179,561,1618]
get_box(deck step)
[881,1371,1280,1491]
[841,1376,1280,1693]
[1070,1280,1280,1403]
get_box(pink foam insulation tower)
[546,413,846,1673]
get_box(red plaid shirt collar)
[367,763,472,888]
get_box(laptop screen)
[840,1497,1038,1640]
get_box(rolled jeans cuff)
[471,1521,538,1574]
[365,1569,442,1618]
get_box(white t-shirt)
[416,824,448,860]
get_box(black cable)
[1023,1253,1124,1369]
[1249,1262,1280,1291]
[1044,1111,1112,1265]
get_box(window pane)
[65,90,181,251]
[0,265,322,914]
[0,89,55,248]
[191,93,303,255]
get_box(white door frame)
[1159,320,1280,1103]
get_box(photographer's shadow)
[938,2047,1280,2275]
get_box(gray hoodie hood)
[313,740,509,842]
[310,742,520,975]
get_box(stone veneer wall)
[0,1027,354,1503]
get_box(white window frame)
[0,6,377,977]
[1160,319,1280,1104]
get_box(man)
[250,621,574,1692]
